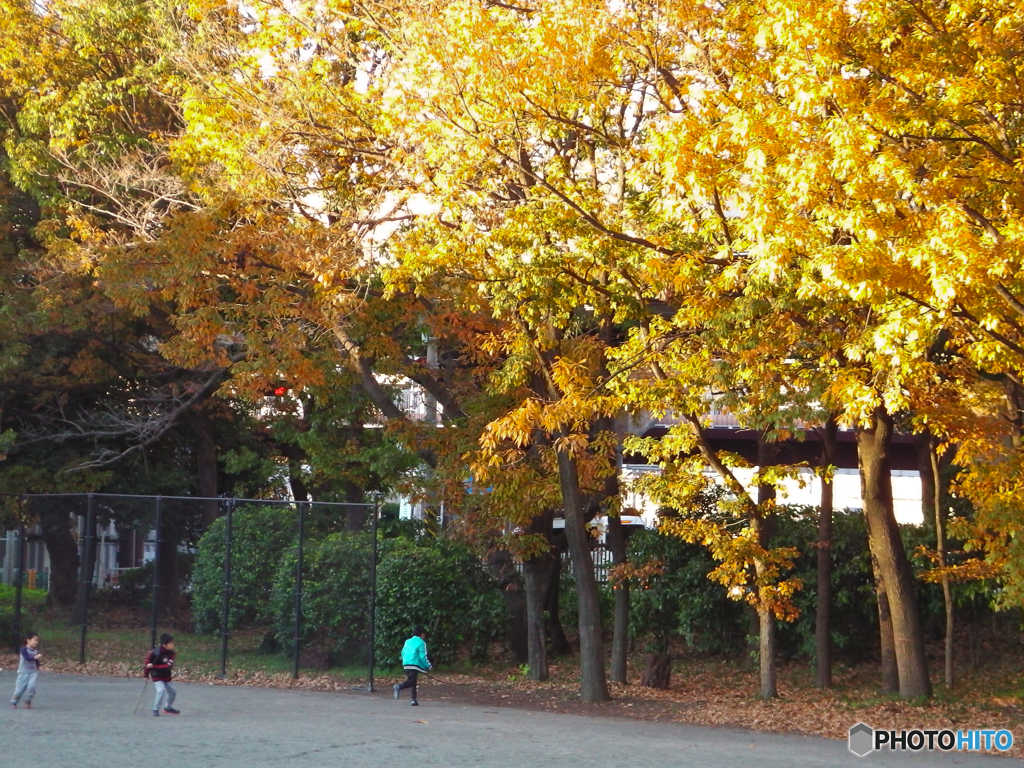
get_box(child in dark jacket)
[10,632,42,709]
[145,633,179,716]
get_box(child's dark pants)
[397,670,419,701]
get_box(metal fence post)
[218,498,234,679]
[292,501,307,680]
[150,496,163,650]
[367,504,379,692]
[12,520,24,651]
[79,493,95,663]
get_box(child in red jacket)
[145,634,179,716]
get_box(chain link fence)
[0,493,380,687]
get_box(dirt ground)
[0,673,1015,768]
[7,651,1021,760]
[404,661,1024,760]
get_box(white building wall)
[621,465,924,527]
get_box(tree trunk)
[486,549,528,663]
[866,507,898,694]
[39,510,79,607]
[750,521,778,699]
[744,603,759,670]
[607,512,629,684]
[288,465,310,505]
[185,409,219,527]
[753,438,778,699]
[877,575,899,693]
[757,602,777,698]
[857,408,931,699]
[598,411,630,685]
[868,549,900,693]
[71,513,98,624]
[280,442,310,504]
[641,653,671,689]
[522,554,550,681]
[556,442,610,703]
[939,541,955,690]
[915,432,937,533]
[1004,376,1024,449]
[816,417,838,688]
[345,483,369,531]
[544,549,571,656]
[157,534,180,620]
[930,440,955,689]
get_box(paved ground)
[0,673,1014,767]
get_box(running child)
[393,625,431,706]
[145,633,180,716]
[10,632,42,709]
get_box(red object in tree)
[273,386,288,396]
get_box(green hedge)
[0,586,46,646]
[622,507,972,663]
[0,585,47,609]
[191,505,297,634]
[625,528,746,655]
[372,537,505,667]
[190,514,506,667]
[270,531,373,664]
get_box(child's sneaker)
[24,702,31,709]
[410,700,419,706]
[152,710,160,717]
[9,704,16,709]
[393,684,401,700]
[163,707,180,715]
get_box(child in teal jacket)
[393,626,431,706]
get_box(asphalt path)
[0,673,1015,767]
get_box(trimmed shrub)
[626,528,745,655]
[373,537,505,667]
[0,586,43,648]
[191,505,296,633]
[270,531,373,664]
